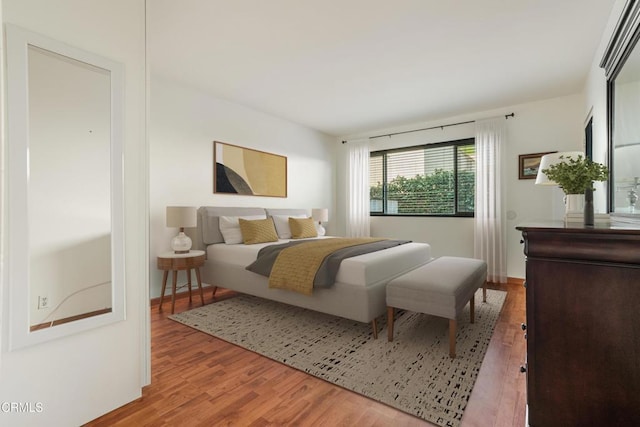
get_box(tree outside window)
[370,138,475,216]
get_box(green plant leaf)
[541,155,608,194]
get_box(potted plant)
[541,154,608,195]
[541,153,608,224]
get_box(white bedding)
[207,236,431,287]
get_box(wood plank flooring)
[86,282,526,426]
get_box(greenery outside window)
[370,138,475,216]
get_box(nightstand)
[157,250,206,314]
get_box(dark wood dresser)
[516,222,640,426]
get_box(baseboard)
[486,277,524,287]
[507,277,525,286]
[150,284,217,307]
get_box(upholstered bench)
[386,256,487,358]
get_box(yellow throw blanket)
[268,238,385,295]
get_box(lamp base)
[171,231,192,254]
[317,223,326,236]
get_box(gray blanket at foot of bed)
[245,238,411,288]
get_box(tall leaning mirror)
[4,24,125,349]
[602,1,640,217]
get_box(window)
[369,138,475,216]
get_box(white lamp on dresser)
[535,151,585,215]
[166,206,197,253]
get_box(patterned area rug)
[170,288,506,427]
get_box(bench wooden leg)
[449,319,457,359]
[387,306,394,342]
[483,281,487,303]
[470,294,475,324]
[371,318,378,339]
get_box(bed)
[193,206,432,336]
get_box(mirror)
[603,2,640,217]
[611,40,640,213]
[5,25,125,349]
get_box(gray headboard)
[195,206,265,250]
[193,206,310,250]
[265,208,309,217]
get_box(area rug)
[170,288,506,427]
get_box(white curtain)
[474,118,507,283]
[346,139,370,237]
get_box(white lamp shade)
[535,151,585,185]
[312,208,329,222]
[166,206,197,228]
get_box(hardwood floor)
[86,283,526,426]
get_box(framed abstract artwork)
[214,141,287,197]
[518,151,556,180]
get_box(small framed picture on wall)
[518,151,557,180]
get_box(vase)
[565,193,584,214]
[584,188,594,226]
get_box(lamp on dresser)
[534,151,583,184]
[535,151,608,225]
[534,151,585,214]
[312,208,329,236]
[166,206,197,253]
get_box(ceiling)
[148,0,617,137]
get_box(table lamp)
[166,206,197,253]
[535,151,585,215]
[312,208,329,236]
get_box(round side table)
[157,250,206,314]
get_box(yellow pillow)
[289,217,318,239]
[239,218,279,244]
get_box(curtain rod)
[341,112,515,144]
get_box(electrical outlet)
[37,296,49,310]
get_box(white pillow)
[219,215,266,244]
[271,214,308,239]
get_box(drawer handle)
[520,365,527,373]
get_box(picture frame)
[518,151,557,180]
[214,141,287,197]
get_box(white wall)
[336,93,585,279]
[505,95,586,278]
[0,1,148,426]
[149,75,335,298]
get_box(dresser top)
[516,220,640,234]
[517,221,640,263]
